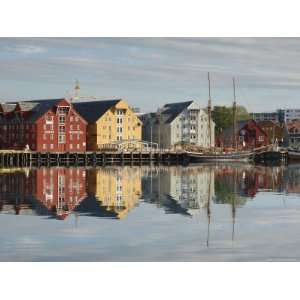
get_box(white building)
[141,101,215,149]
[278,109,300,123]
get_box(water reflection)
[0,164,298,222]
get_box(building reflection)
[142,166,215,216]
[0,164,298,221]
[0,168,87,219]
[85,167,142,219]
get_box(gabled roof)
[17,102,40,112]
[23,99,66,122]
[0,103,16,113]
[73,99,122,123]
[161,101,194,123]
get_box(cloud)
[5,44,47,55]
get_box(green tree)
[212,105,250,134]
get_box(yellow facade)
[86,100,142,150]
[87,167,142,219]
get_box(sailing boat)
[188,74,254,162]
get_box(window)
[50,144,54,149]
[43,144,47,150]
[50,134,54,140]
[77,124,80,130]
[77,144,80,149]
[117,118,123,124]
[70,125,73,130]
[70,116,74,122]
[59,126,65,133]
[58,135,65,144]
[70,144,73,149]
[70,133,73,141]
[59,114,65,124]
[75,116,79,122]
[258,135,264,142]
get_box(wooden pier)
[0,150,190,168]
[0,148,291,168]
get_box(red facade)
[0,99,87,152]
[238,120,268,148]
[217,120,269,149]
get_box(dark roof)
[73,99,122,123]
[161,101,194,123]
[23,99,65,122]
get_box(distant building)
[277,109,300,123]
[73,99,142,150]
[256,121,284,144]
[0,99,87,152]
[220,120,268,148]
[141,101,215,149]
[285,121,300,147]
[251,112,278,122]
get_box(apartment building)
[73,99,142,150]
[141,101,215,149]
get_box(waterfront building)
[141,101,215,149]
[0,99,87,152]
[285,121,300,147]
[73,99,142,151]
[256,121,284,144]
[220,120,268,148]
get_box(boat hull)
[187,151,254,162]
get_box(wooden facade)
[0,99,87,152]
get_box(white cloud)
[6,44,47,55]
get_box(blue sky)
[0,37,300,113]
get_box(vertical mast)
[206,167,212,247]
[232,167,237,243]
[207,72,212,149]
[232,77,237,150]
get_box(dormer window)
[57,106,70,114]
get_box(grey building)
[141,101,215,149]
[251,112,278,122]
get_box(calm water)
[1,163,300,261]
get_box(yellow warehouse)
[73,99,142,150]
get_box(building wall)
[35,100,87,152]
[0,99,87,152]
[142,102,215,149]
[87,100,142,150]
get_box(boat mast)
[207,72,212,149]
[232,77,238,150]
[206,167,212,247]
[232,167,237,243]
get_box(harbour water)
[1,163,300,261]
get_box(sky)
[0,37,300,113]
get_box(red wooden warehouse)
[0,98,87,152]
